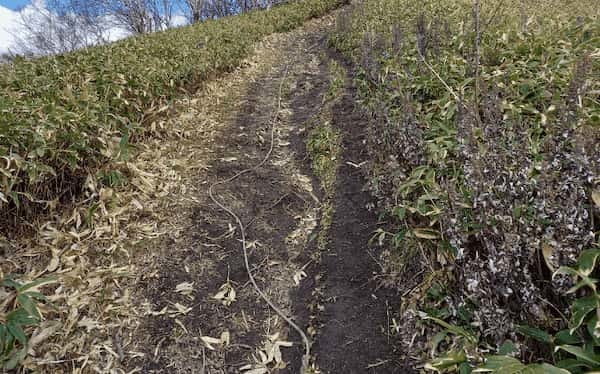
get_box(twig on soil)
[401,269,426,297]
[112,333,125,363]
[241,256,271,288]
[153,337,166,362]
[208,65,312,374]
[197,326,207,374]
[34,359,77,365]
[366,359,390,369]
[366,249,386,273]
[386,300,391,344]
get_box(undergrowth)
[0,0,345,231]
[304,59,345,369]
[0,1,345,370]
[329,0,600,371]
[307,59,344,252]
[0,276,55,370]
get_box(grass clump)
[308,121,341,195]
[329,0,600,370]
[0,275,55,370]
[308,119,341,252]
[307,59,344,234]
[0,0,345,230]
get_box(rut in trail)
[302,61,407,373]
[128,10,404,374]
[285,46,408,372]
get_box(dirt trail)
[127,10,404,374]
[307,72,406,373]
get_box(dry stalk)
[417,50,481,126]
[473,0,481,115]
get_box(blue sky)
[0,0,188,11]
[0,0,30,10]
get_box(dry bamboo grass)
[0,15,333,372]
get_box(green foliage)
[473,356,568,373]
[330,0,600,252]
[424,246,600,373]
[99,169,127,188]
[550,247,600,372]
[330,0,599,370]
[324,59,346,101]
[0,275,55,369]
[307,59,345,193]
[424,317,568,373]
[307,120,341,194]
[0,0,344,222]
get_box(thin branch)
[417,50,481,126]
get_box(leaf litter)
[124,17,337,373]
[0,26,299,374]
[0,12,343,373]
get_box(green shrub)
[329,0,600,369]
[1,275,55,370]
[0,0,344,226]
[424,246,600,373]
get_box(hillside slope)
[1,0,599,373]
[0,0,344,232]
[329,0,599,371]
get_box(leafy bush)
[425,246,600,373]
[0,275,55,370]
[329,0,600,368]
[0,0,344,227]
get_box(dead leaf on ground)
[200,330,230,351]
[592,189,600,208]
[212,283,236,306]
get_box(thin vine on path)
[207,66,313,374]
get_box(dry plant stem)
[482,0,506,31]
[519,0,527,33]
[366,359,390,369]
[207,66,312,374]
[417,50,480,126]
[403,221,435,273]
[536,296,569,325]
[473,0,481,115]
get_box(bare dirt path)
[126,9,404,374]
[306,68,407,373]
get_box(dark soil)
[307,65,408,374]
[129,12,409,374]
[129,25,327,373]
[285,30,409,373]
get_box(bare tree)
[102,0,152,34]
[12,0,108,56]
[183,0,205,23]
[153,0,174,29]
[9,0,285,57]
[100,0,176,34]
[204,0,234,18]
[182,0,285,22]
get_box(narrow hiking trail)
[125,10,405,374]
[307,57,406,373]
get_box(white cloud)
[171,13,188,28]
[0,1,133,56]
[0,4,190,57]
[0,5,21,55]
